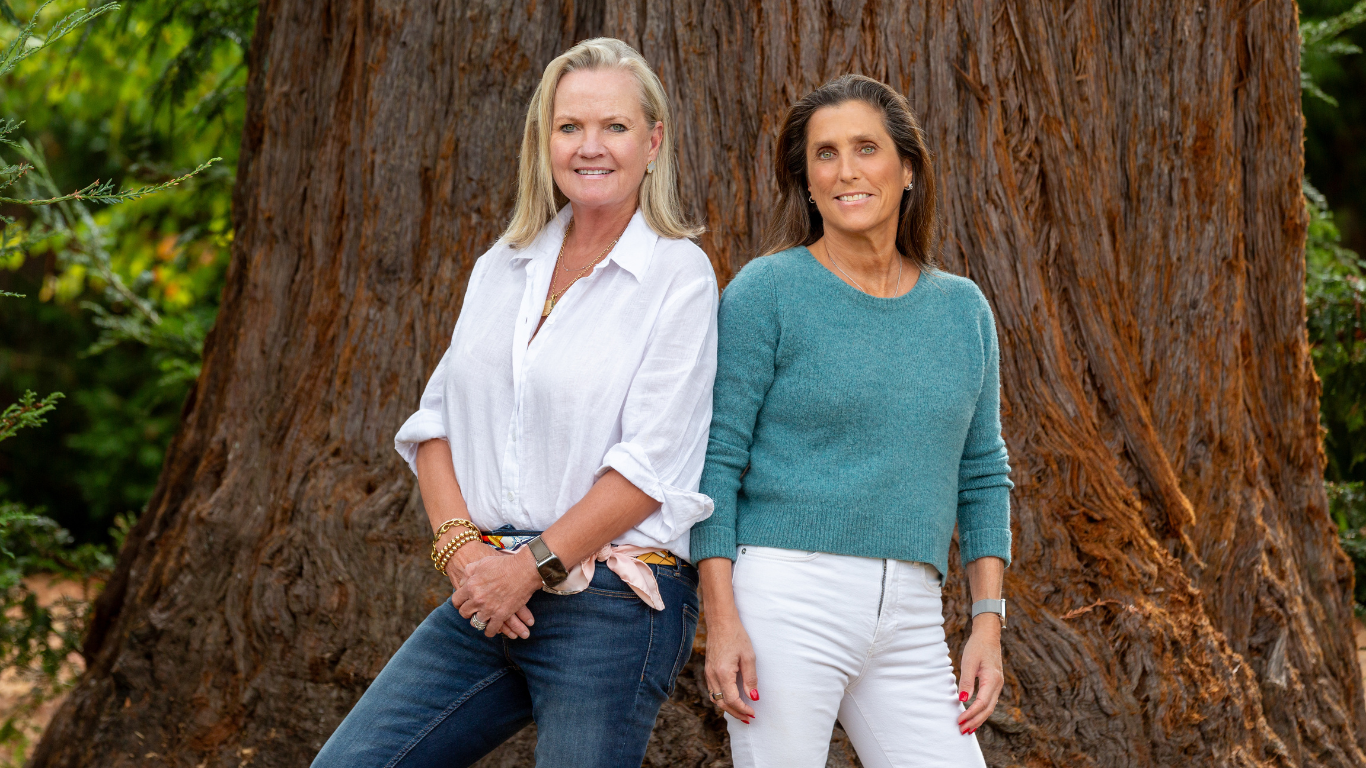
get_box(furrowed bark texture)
[30,1,1355,767]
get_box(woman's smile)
[834,192,874,203]
[549,67,662,215]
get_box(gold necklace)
[827,243,902,297]
[542,220,625,317]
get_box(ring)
[470,616,488,631]
[709,691,725,701]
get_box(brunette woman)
[690,74,1011,768]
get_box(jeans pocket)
[658,562,699,589]
[584,563,643,598]
[920,563,944,594]
[668,603,700,696]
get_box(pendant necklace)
[542,220,624,317]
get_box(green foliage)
[0,506,112,763]
[0,1,247,758]
[1299,2,1366,485]
[0,0,120,264]
[0,329,113,760]
[1302,0,1366,261]
[1301,0,1366,106]
[0,0,117,77]
[1301,1,1366,613]
[0,0,249,541]
[0,310,87,766]
[1331,482,1366,612]
[0,390,61,443]
[1306,185,1366,481]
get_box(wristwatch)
[971,598,1007,629]
[526,535,569,588]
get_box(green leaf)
[0,391,64,444]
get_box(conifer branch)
[0,158,219,206]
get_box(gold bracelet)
[429,520,480,561]
[435,531,482,574]
[431,531,477,567]
[432,517,480,542]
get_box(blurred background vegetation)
[0,0,247,545]
[0,0,249,756]
[0,0,1362,759]
[1303,0,1366,609]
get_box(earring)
[905,182,913,191]
[647,161,656,174]
[809,195,815,203]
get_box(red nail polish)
[750,689,760,701]
[959,691,969,702]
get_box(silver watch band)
[970,598,1007,628]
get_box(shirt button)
[506,491,515,502]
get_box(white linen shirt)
[394,206,718,561]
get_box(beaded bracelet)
[430,518,480,563]
[436,538,478,576]
[431,530,477,567]
[434,531,482,574]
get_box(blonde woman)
[312,38,717,768]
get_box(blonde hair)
[502,38,702,247]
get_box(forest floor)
[0,575,88,767]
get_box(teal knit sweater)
[689,247,1013,575]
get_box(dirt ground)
[0,575,88,767]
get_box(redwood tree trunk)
[30,1,1357,767]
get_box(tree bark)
[30,1,1357,767]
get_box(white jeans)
[726,546,986,768]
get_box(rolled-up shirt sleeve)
[393,346,451,476]
[597,274,719,546]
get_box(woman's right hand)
[703,610,758,722]
[444,540,535,639]
[699,557,758,722]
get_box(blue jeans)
[312,561,699,768]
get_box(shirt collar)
[508,205,658,282]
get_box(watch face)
[538,559,569,586]
[527,535,569,586]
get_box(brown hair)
[760,74,938,268]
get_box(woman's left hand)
[453,548,543,638]
[956,617,1004,734]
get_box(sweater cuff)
[959,527,1013,567]
[688,524,737,562]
